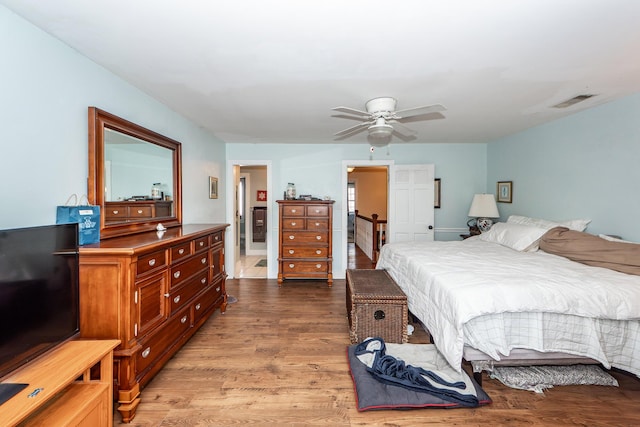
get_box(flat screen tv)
[0,223,80,387]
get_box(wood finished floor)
[116,246,640,426]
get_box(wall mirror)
[88,107,182,239]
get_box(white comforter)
[376,238,640,374]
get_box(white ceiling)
[3,0,640,145]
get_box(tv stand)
[0,339,120,426]
[0,383,28,406]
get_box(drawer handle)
[315,209,320,213]
[173,295,181,303]
[201,257,207,264]
[289,249,295,254]
[214,235,219,241]
[316,264,321,269]
[315,222,320,226]
[137,209,143,214]
[291,209,297,213]
[201,278,207,284]
[289,235,295,240]
[291,222,297,226]
[316,250,321,255]
[181,315,188,324]
[195,303,201,310]
[316,235,321,240]
[112,210,119,214]
[178,248,185,255]
[148,259,156,267]
[289,263,295,268]
[164,293,170,298]
[174,271,181,279]
[141,347,151,358]
[200,241,205,246]
[215,286,221,292]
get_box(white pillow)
[507,215,590,232]
[478,222,549,252]
[598,234,638,244]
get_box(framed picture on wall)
[257,190,267,201]
[434,178,441,208]
[497,181,512,203]
[209,176,218,199]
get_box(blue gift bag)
[56,194,101,245]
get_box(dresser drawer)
[306,205,329,217]
[170,254,209,288]
[169,273,208,315]
[137,250,167,277]
[282,218,305,230]
[306,219,329,230]
[105,206,129,220]
[171,241,193,263]
[136,307,192,376]
[193,282,223,323]
[281,246,327,258]
[281,260,329,274]
[282,205,305,217]
[195,236,210,252]
[211,231,224,247]
[282,231,328,245]
[129,206,153,218]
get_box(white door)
[388,164,435,243]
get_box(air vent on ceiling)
[552,94,596,108]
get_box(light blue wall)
[227,142,486,276]
[0,6,226,230]
[487,92,640,242]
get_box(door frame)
[341,159,394,273]
[225,160,273,279]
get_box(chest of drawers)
[277,200,334,286]
[78,224,228,422]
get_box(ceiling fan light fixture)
[367,123,393,139]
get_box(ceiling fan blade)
[397,111,446,124]
[332,106,371,117]
[334,121,371,137]
[392,129,418,142]
[331,113,369,122]
[387,120,417,136]
[394,103,446,119]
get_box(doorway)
[343,161,392,270]
[226,161,272,279]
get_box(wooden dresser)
[277,200,334,286]
[78,224,228,422]
[104,200,173,222]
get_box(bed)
[375,216,640,380]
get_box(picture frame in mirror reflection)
[209,177,218,199]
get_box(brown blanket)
[539,227,640,276]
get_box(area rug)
[255,259,267,267]
[347,342,491,411]
[489,365,619,393]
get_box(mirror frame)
[88,107,183,240]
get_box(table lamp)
[468,194,500,233]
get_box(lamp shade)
[468,194,499,218]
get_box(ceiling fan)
[332,97,446,147]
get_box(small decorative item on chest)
[286,182,296,200]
